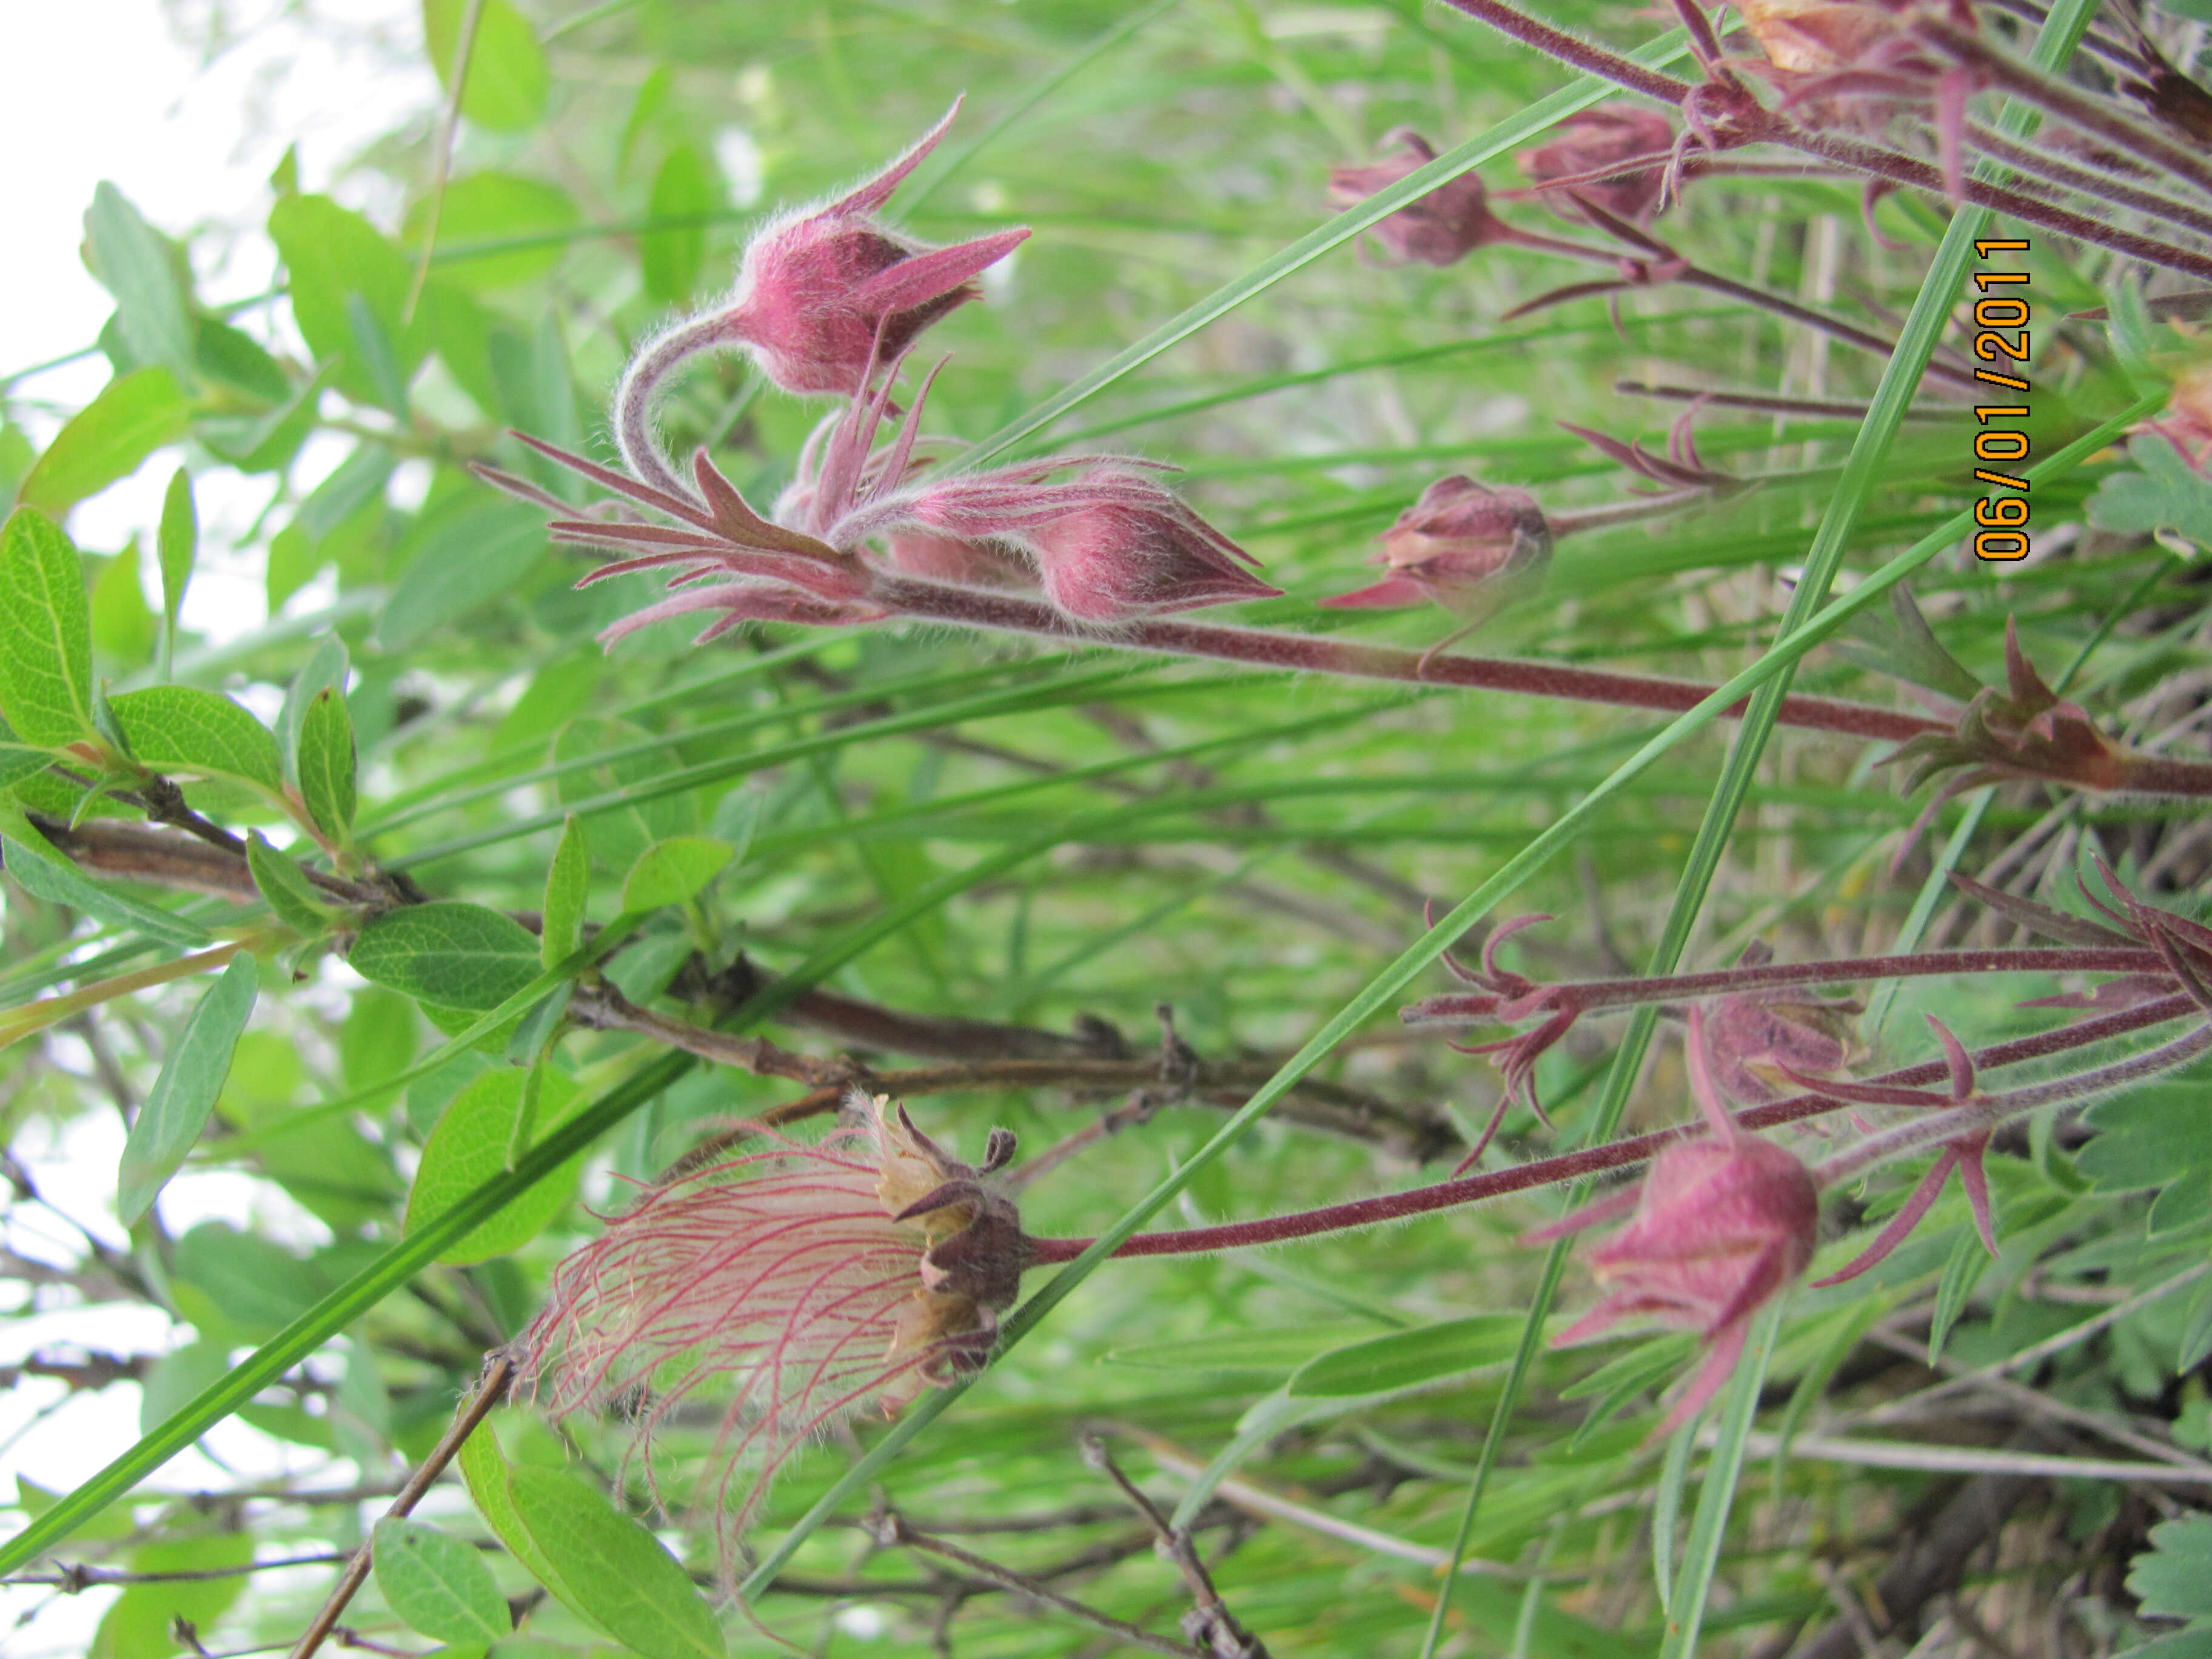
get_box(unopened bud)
[1327,130,1509,267]
[1515,106,1677,226]
[1321,475,1552,612]
[1022,469,1282,623]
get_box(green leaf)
[347,292,412,417]
[0,716,52,795]
[139,1340,233,1438]
[156,469,195,675]
[406,172,580,290]
[501,1464,725,1659]
[0,817,212,948]
[404,1065,585,1263]
[541,816,588,970]
[246,831,339,936]
[461,1425,574,1624]
[1287,1314,1528,1398]
[640,145,712,306]
[375,503,548,652]
[0,508,97,746]
[2086,435,2212,549]
[90,539,155,665]
[297,686,358,839]
[108,685,284,794]
[350,902,542,1011]
[85,183,197,384]
[373,1518,512,1643]
[90,1532,253,1659]
[267,195,425,407]
[424,0,551,132]
[620,836,732,913]
[169,1221,332,1341]
[2130,1515,2212,1619]
[16,368,191,517]
[116,954,259,1225]
[275,633,350,777]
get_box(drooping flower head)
[1327,130,1511,267]
[1321,475,1552,612]
[1004,465,1281,623]
[518,1095,1033,1558]
[1514,105,1677,226]
[1529,1007,1819,1437]
[1697,942,1859,1105]
[712,100,1028,398]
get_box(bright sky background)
[3,6,434,1651]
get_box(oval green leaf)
[541,816,588,969]
[375,503,548,652]
[403,1067,584,1264]
[16,368,190,517]
[117,954,260,1225]
[424,0,551,132]
[109,685,284,794]
[350,902,541,1012]
[372,1517,511,1644]
[297,685,358,839]
[502,1465,724,1659]
[0,508,96,748]
[620,836,732,914]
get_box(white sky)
[2,6,432,1651]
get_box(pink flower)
[1696,943,1858,1105]
[1327,130,1510,267]
[519,1095,1033,1553]
[712,101,1029,397]
[1321,476,1551,612]
[1530,1007,1819,1436]
[882,529,1034,589]
[1515,106,1677,226]
[1008,466,1281,623]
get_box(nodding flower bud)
[1514,105,1677,226]
[716,101,1029,397]
[1321,475,1552,612]
[882,529,1034,589]
[1696,943,1859,1105]
[1529,1008,1819,1438]
[1017,468,1284,623]
[1327,130,1509,267]
[519,1094,1034,1561]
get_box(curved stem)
[1549,488,1714,535]
[1023,994,2200,1263]
[612,312,728,506]
[870,574,1946,745]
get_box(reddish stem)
[1432,0,2212,283]
[1403,945,2170,1024]
[870,574,1944,745]
[1024,994,2196,1262]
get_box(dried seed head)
[1327,130,1510,267]
[517,1096,1033,1562]
[1515,106,1677,225]
[1322,475,1552,612]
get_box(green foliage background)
[5,0,2212,1655]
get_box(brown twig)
[289,1350,516,1659]
[1079,1434,1270,1659]
[866,1506,1208,1659]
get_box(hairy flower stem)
[869,574,1942,743]
[1919,22,2212,205]
[614,314,726,504]
[1548,489,1717,535]
[1964,123,2212,246]
[1403,944,2170,1025]
[1432,0,2212,283]
[1500,225,1983,389]
[1022,994,2198,1263]
[1815,1017,2212,1185]
[1615,382,1952,421]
